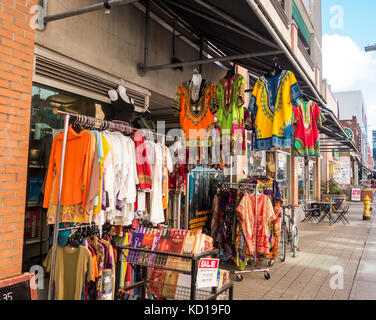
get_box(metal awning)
[140,0,322,101]
[40,0,325,106]
[319,106,358,153]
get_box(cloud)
[322,34,376,91]
[322,34,376,140]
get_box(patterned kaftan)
[235,194,277,257]
[216,74,246,155]
[292,100,326,157]
[249,70,302,150]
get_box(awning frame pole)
[42,0,137,25]
[47,114,70,300]
[144,0,150,69]
[137,50,283,75]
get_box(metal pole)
[254,183,258,265]
[139,50,282,73]
[177,192,181,229]
[44,0,136,23]
[48,114,70,300]
[185,172,191,230]
[199,36,203,74]
[144,0,150,69]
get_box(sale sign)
[196,258,219,289]
[351,188,361,202]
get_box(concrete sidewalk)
[229,202,375,300]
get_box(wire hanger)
[266,56,282,77]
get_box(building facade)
[335,91,368,167]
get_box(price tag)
[196,258,219,289]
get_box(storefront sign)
[351,188,361,202]
[197,258,219,288]
[333,157,351,185]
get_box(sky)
[321,0,376,144]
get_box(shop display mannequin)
[108,85,135,123]
[131,105,156,131]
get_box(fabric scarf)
[133,132,152,190]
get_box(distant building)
[373,131,376,168]
[335,91,368,167]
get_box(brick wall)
[0,0,36,279]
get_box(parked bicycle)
[279,205,299,262]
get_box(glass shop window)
[22,83,109,271]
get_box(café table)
[310,201,336,225]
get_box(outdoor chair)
[333,203,351,225]
[301,203,321,223]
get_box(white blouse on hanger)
[146,141,165,224]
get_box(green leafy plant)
[321,178,344,195]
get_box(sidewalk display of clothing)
[211,178,283,270]
[43,226,116,300]
[292,100,326,157]
[248,70,303,150]
[43,124,173,228]
[216,73,246,155]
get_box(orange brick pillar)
[0,0,36,279]
[291,155,299,208]
[316,158,321,202]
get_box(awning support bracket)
[137,50,283,76]
[39,0,137,30]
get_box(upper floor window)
[277,0,285,9]
[292,0,311,55]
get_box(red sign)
[199,258,219,269]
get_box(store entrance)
[304,159,317,204]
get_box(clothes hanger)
[225,62,236,79]
[265,56,282,77]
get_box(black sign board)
[0,273,37,300]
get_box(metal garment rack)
[47,109,166,300]
[217,181,271,281]
[185,168,225,230]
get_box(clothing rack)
[217,181,271,281]
[47,109,167,300]
[185,168,224,230]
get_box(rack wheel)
[236,274,244,282]
[264,272,271,280]
[268,260,275,267]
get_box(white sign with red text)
[351,188,361,202]
[196,258,219,289]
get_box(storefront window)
[297,157,305,203]
[22,83,109,271]
[306,159,317,203]
[247,144,266,177]
[276,151,291,204]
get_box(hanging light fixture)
[104,0,111,14]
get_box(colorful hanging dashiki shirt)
[216,74,246,155]
[249,70,302,150]
[292,100,326,157]
[172,79,218,146]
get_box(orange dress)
[172,80,218,146]
[43,125,96,209]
